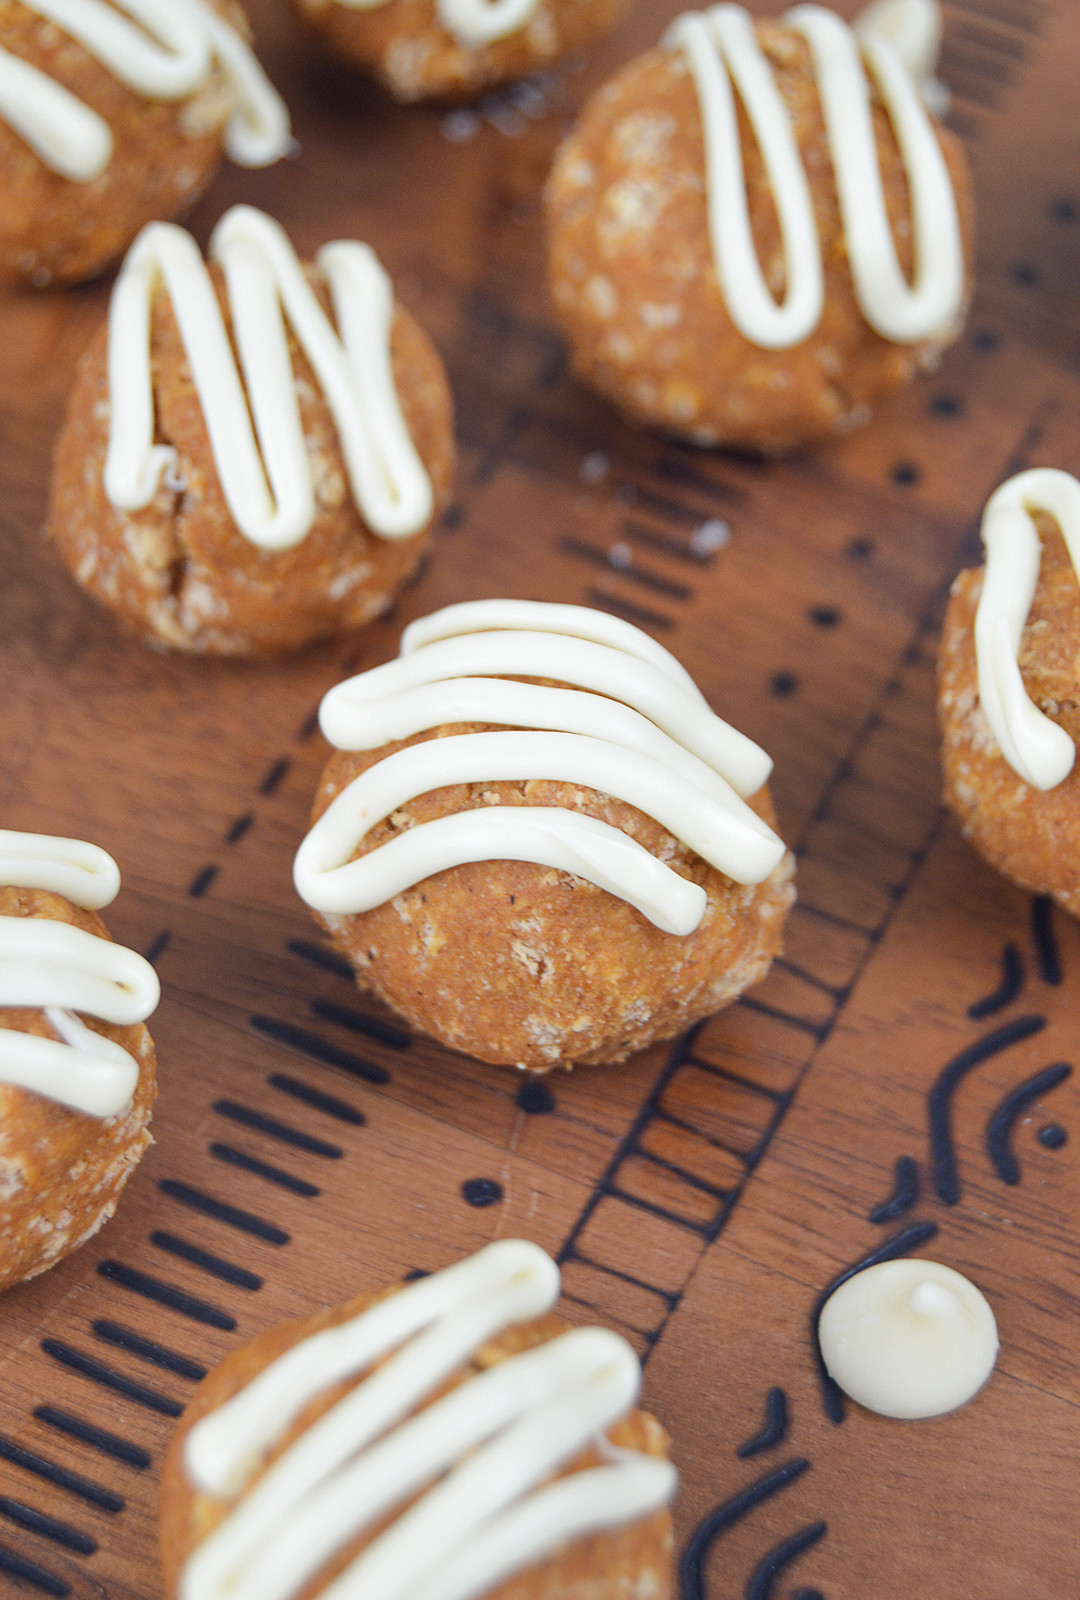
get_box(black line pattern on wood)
[96,1261,237,1330]
[90,1322,206,1382]
[986,1064,1073,1185]
[0,1436,123,1513]
[208,1142,321,1196]
[745,1523,827,1600]
[968,943,1023,1019]
[0,1542,69,1598]
[212,1098,343,1158]
[0,1497,96,1555]
[737,1389,789,1460]
[40,1340,182,1418]
[928,1015,1047,1205]
[679,1459,811,1600]
[157,1181,289,1244]
[251,1014,390,1085]
[869,1157,920,1225]
[1031,896,1062,985]
[33,1408,150,1470]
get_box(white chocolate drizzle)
[294,599,786,936]
[973,468,1080,791]
[180,1239,677,1600]
[662,1,963,349]
[0,830,159,1117]
[329,0,540,51]
[0,0,291,183]
[104,205,434,552]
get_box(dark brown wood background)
[2,0,1079,1594]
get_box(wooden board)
[2,0,1079,1595]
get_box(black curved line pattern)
[868,1156,919,1224]
[737,1388,789,1459]
[1031,896,1062,986]
[679,1459,810,1600]
[928,1015,1046,1205]
[967,943,1023,1019]
[793,1591,826,1600]
[746,1522,827,1600]
[811,1220,939,1423]
[986,1063,1073,1185]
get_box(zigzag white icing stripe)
[0,0,290,182]
[663,0,963,349]
[104,206,434,551]
[0,830,159,1117]
[181,1239,677,1600]
[294,601,785,936]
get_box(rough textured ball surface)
[308,718,796,1070]
[544,24,974,454]
[0,886,156,1294]
[160,1288,674,1600]
[287,0,626,102]
[0,0,249,287]
[940,515,1080,915]
[48,267,456,657]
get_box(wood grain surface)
[2,0,1079,1596]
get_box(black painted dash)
[986,1063,1073,1185]
[0,1542,70,1598]
[287,938,355,980]
[268,1073,366,1127]
[1038,1123,1068,1150]
[91,1322,206,1382]
[225,813,254,845]
[585,588,674,633]
[794,1592,826,1600]
[260,756,291,796]
[0,1436,123,1514]
[746,1523,827,1600]
[1031,896,1063,985]
[251,1014,390,1085]
[97,1260,237,1330]
[157,1180,289,1245]
[150,1231,263,1291]
[869,1156,920,1225]
[462,1177,503,1207]
[737,1388,788,1459]
[144,930,171,966]
[968,942,1023,1019]
[209,1142,321,1197]
[309,997,411,1050]
[516,1079,556,1114]
[0,1497,96,1556]
[188,864,219,899]
[929,1014,1047,1205]
[34,1407,150,1470]
[40,1339,182,1418]
[679,1459,811,1600]
[213,1099,343,1158]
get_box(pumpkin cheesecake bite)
[0,0,291,288]
[285,0,627,105]
[939,469,1080,915]
[160,1238,677,1600]
[48,204,456,657]
[0,829,159,1293]
[294,598,795,1070]
[544,0,974,453]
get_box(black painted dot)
[442,503,465,530]
[808,605,841,629]
[462,1177,504,1207]
[972,327,1001,353]
[769,670,799,697]
[930,393,963,418]
[1038,1124,1068,1150]
[846,536,873,560]
[517,1080,556,1114]
[1050,197,1078,225]
[1012,261,1039,288]
[892,461,921,487]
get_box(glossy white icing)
[181,1239,677,1600]
[331,0,540,50]
[0,0,291,183]
[973,468,1080,790]
[0,830,159,1117]
[294,600,786,936]
[104,205,434,551]
[662,1,963,349]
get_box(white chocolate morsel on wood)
[180,1239,677,1600]
[0,830,159,1117]
[661,1,963,349]
[819,1259,998,1419]
[104,205,434,552]
[0,0,291,182]
[328,0,540,49]
[294,600,786,936]
[973,467,1080,791]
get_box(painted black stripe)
[251,1015,390,1085]
[287,938,354,980]
[90,1322,206,1382]
[157,1180,289,1244]
[268,1074,366,1126]
[40,1340,182,1419]
[0,1542,69,1597]
[144,930,171,965]
[150,1232,263,1291]
[34,1408,150,1470]
[226,813,254,845]
[1031,896,1063,985]
[737,1388,789,1459]
[746,1522,827,1600]
[968,943,1023,1019]
[212,1099,343,1158]
[97,1261,237,1330]
[309,997,410,1050]
[618,483,702,526]
[619,517,706,566]
[260,756,291,795]
[986,1063,1073,1185]
[188,864,218,898]
[680,1459,811,1600]
[584,589,674,632]
[0,1498,95,1556]
[561,536,692,600]
[929,1015,1046,1204]
[0,1437,123,1515]
[208,1143,320,1197]
[869,1156,920,1225]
